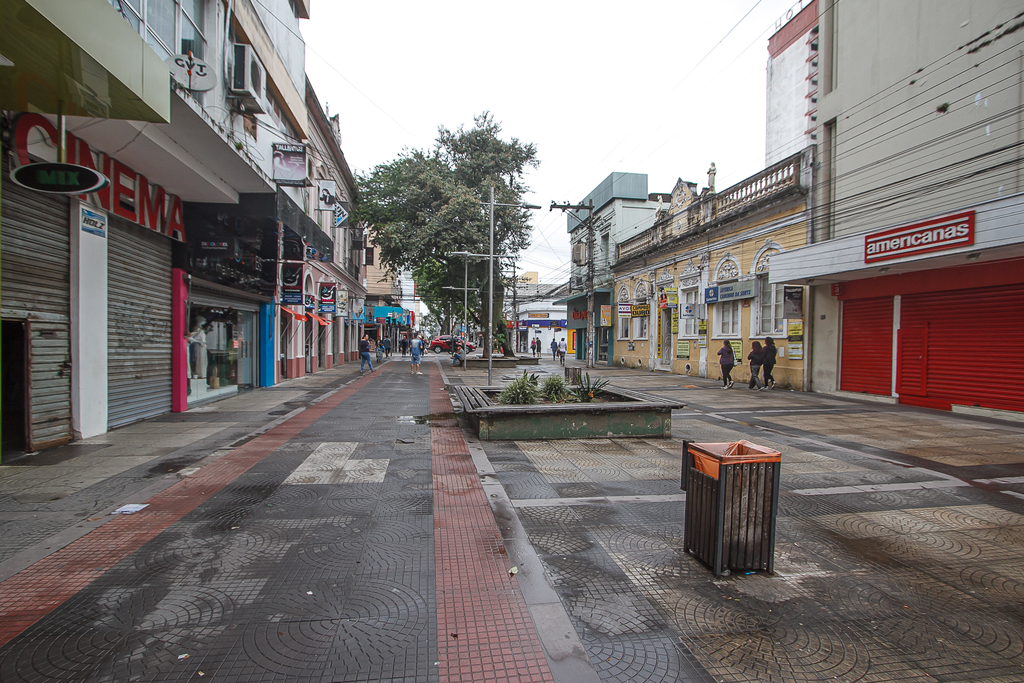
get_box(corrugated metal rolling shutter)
[1,155,72,450]
[108,218,173,428]
[900,285,1024,412]
[839,297,893,396]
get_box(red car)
[429,336,476,353]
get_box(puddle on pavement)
[148,458,197,475]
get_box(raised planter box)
[462,355,539,368]
[452,385,685,441]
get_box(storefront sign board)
[631,303,650,317]
[789,342,803,359]
[783,286,804,318]
[864,210,974,263]
[676,340,689,358]
[618,303,632,317]
[78,204,107,238]
[788,320,803,342]
[600,305,612,327]
[706,281,755,302]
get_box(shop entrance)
[1,320,27,456]
[598,328,609,362]
[280,312,289,380]
[305,319,313,374]
[187,305,257,405]
[318,325,327,369]
[660,309,674,369]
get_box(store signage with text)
[12,113,185,242]
[864,210,974,263]
[600,305,612,327]
[631,303,650,317]
[319,284,337,313]
[571,308,588,320]
[528,312,549,318]
[78,205,107,238]
[704,281,755,303]
[618,303,632,317]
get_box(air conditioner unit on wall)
[230,44,267,114]
[572,242,588,265]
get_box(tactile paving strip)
[429,369,555,683]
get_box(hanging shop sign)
[631,303,650,317]
[12,113,185,241]
[617,303,632,317]
[783,286,804,319]
[272,143,307,186]
[304,295,316,310]
[280,264,303,304]
[600,305,612,327]
[10,162,108,195]
[166,54,216,91]
[336,288,349,315]
[319,284,337,313]
[335,201,350,228]
[78,204,107,238]
[864,210,974,263]
[317,180,337,211]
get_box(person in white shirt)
[557,338,567,365]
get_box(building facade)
[770,1,1024,417]
[514,282,569,356]
[765,0,818,166]
[613,151,813,388]
[0,0,363,457]
[561,172,669,364]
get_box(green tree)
[356,112,538,356]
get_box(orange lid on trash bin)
[687,440,781,480]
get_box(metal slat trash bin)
[680,440,781,577]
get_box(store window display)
[186,306,255,404]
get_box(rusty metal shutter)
[900,285,1024,412]
[0,154,72,450]
[839,297,893,396]
[107,217,173,428]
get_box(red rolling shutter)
[840,297,893,395]
[899,284,1024,412]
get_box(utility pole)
[510,261,519,353]
[550,199,596,368]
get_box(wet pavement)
[0,353,1022,682]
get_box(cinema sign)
[864,211,973,264]
[12,113,186,242]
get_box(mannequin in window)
[188,316,209,379]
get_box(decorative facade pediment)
[714,252,740,283]
[618,286,630,302]
[751,239,785,275]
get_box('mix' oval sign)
[10,162,109,194]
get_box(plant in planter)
[498,370,540,405]
[573,373,609,403]
[541,375,574,403]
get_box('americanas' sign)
[864,211,974,263]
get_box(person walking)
[382,337,392,358]
[530,337,537,357]
[399,337,408,357]
[717,339,735,389]
[762,336,778,389]
[747,341,765,390]
[359,334,374,373]
[557,337,567,366]
[409,334,424,375]
[550,338,558,361]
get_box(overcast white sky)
[302,0,805,284]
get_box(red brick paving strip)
[0,369,382,648]
[431,368,555,683]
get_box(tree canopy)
[356,113,539,345]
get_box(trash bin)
[680,440,781,576]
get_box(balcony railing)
[617,151,805,263]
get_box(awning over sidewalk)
[279,306,307,322]
[307,312,330,326]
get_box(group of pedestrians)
[717,337,778,390]
[360,333,427,374]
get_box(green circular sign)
[10,162,109,194]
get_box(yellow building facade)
[612,151,812,389]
